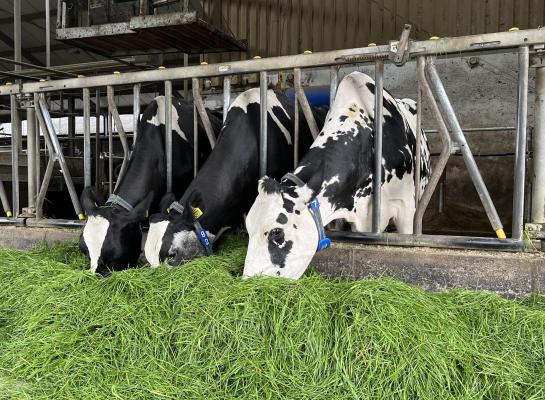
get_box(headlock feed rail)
[1,26,544,251]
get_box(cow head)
[79,187,154,276]
[243,176,319,280]
[144,193,217,267]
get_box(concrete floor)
[1,225,544,298]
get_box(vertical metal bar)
[67,96,75,156]
[259,71,268,177]
[26,105,37,211]
[45,0,51,69]
[35,158,54,220]
[14,0,21,73]
[294,71,300,168]
[133,83,141,146]
[372,60,384,233]
[139,0,147,15]
[330,65,338,108]
[83,88,91,187]
[165,80,173,192]
[512,46,529,240]
[413,57,423,232]
[425,58,505,238]
[532,66,545,223]
[183,53,189,100]
[56,0,62,28]
[10,95,20,217]
[61,1,67,29]
[95,89,101,191]
[108,110,113,195]
[223,76,231,123]
[193,103,198,177]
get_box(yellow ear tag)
[192,207,203,219]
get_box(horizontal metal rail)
[0,28,542,95]
[329,231,524,251]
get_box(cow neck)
[113,129,166,208]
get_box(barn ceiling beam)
[0,30,44,66]
[0,10,56,25]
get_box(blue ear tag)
[308,199,331,252]
[193,220,213,256]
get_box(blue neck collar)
[281,174,331,252]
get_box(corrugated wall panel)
[202,0,545,63]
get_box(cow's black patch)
[339,115,348,122]
[282,197,295,213]
[268,239,293,268]
[261,178,282,194]
[276,213,288,224]
[293,224,297,229]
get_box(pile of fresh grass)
[0,236,545,399]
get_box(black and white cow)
[144,88,324,266]
[243,71,431,279]
[79,96,222,276]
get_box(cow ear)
[80,187,99,215]
[131,191,155,220]
[159,192,177,214]
[258,176,281,195]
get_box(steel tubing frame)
[372,60,384,233]
[107,86,130,192]
[533,66,545,223]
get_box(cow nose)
[95,262,112,277]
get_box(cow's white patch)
[144,220,170,267]
[146,96,187,141]
[168,229,216,264]
[82,215,110,273]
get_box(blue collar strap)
[281,173,331,253]
[106,194,133,212]
[167,201,213,256]
[193,220,213,256]
[168,201,185,215]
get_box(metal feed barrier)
[1,26,544,251]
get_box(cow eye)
[167,250,177,261]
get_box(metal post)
[10,95,20,217]
[108,111,113,194]
[426,58,506,239]
[512,46,529,240]
[56,0,62,28]
[414,59,422,213]
[139,0,147,15]
[330,66,338,108]
[223,76,231,123]
[95,89,101,191]
[165,80,173,192]
[532,66,545,223]
[26,105,37,212]
[133,83,141,146]
[372,60,384,233]
[259,71,268,177]
[294,72,300,168]
[61,1,67,29]
[67,96,75,156]
[83,88,91,187]
[0,181,11,217]
[183,53,189,100]
[193,103,198,177]
[45,0,51,70]
[14,0,21,73]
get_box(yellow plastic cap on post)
[78,213,85,221]
[113,71,121,75]
[200,61,208,65]
[6,210,12,217]
[429,36,440,40]
[303,50,312,54]
[253,55,262,59]
[367,43,377,47]
[495,228,506,239]
[158,65,166,70]
[508,27,519,32]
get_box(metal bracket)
[389,24,412,66]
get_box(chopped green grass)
[0,235,544,399]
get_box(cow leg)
[394,202,415,234]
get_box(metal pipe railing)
[532,66,545,223]
[10,95,20,217]
[223,76,230,123]
[107,86,130,192]
[426,58,506,239]
[372,59,384,234]
[133,83,141,147]
[294,68,319,139]
[26,105,37,211]
[192,77,216,148]
[0,181,11,217]
[164,81,173,193]
[259,71,268,177]
[512,46,529,240]
[83,87,91,187]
